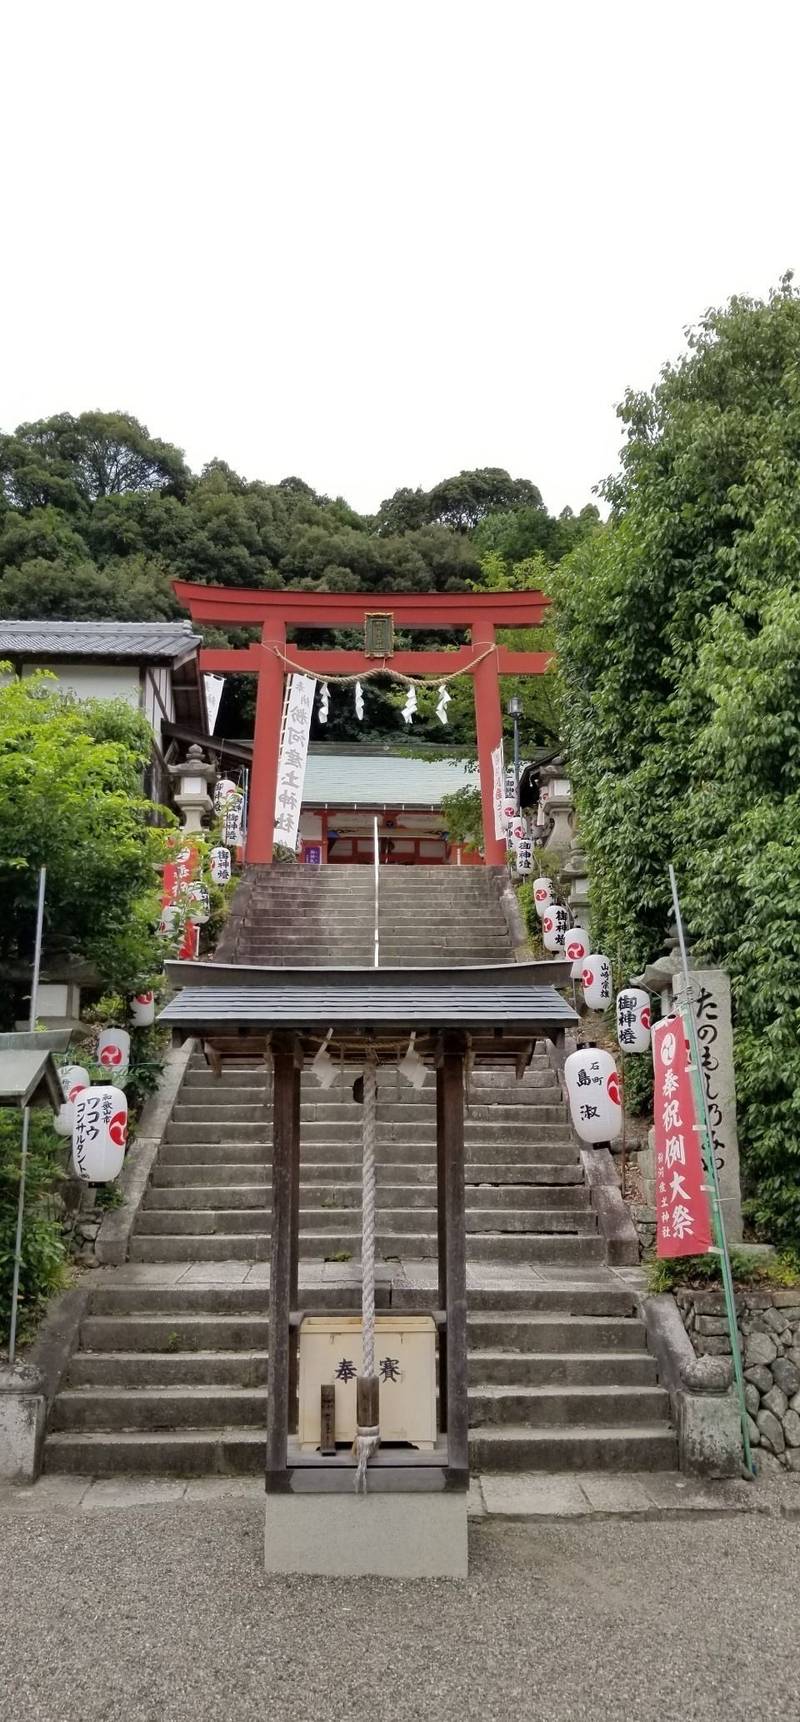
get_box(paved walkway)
[0,1467,786,1519]
[2,1496,798,1721]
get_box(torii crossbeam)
[173,582,551,864]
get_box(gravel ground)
[2,1502,797,1722]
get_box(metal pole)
[9,866,47,1365]
[373,814,380,969]
[668,864,754,1476]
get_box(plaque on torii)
[172,582,552,865]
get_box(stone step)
[156,1137,579,1166]
[468,1384,671,1429]
[50,1386,267,1433]
[466,1313,647,1351]
[135,1209,270,1237]
[128,1231,606,1264]
[468,1351,658,1387]
[165,1123,271,1144]
[144,1184,269,1210]
[68,1351,268,1389]
[87,1280,637,1318]
[81,1313,269,1351]
[467,1426,678,1473]
[156,1142,269,1166]
[43,1423,678,1478]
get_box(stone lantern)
[168,744,216,833]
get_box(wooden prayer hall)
[161,959,575,1574]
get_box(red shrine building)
[174,582,551,866]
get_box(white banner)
[274,673,316,850]
[492,742,506,840]
[204,674,225,734]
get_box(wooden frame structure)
[161,960,577,1495]
[172,582,551,867]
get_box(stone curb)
[579,1147,639,1267]
[95,1039,195,1266]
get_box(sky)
[2,1,798,518]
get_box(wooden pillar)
[437,1031,469,1483]
[247,617,286,865]
[470,616,506,866]
[266,1033,301,1485]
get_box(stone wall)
[677,1286,800,1474]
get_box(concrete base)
[0,1368,46,1482]
[264,1489,469,1578]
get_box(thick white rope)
[353,1056,379,1492]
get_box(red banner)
[652,1015,714,1258]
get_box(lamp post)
[507,694,522,812]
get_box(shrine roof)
[0,621,201,663]
[160,960,577,1037]
[303,750,476,807]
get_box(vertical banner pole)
[373,814,380,968]
[668,865,754,1475]
[9,866,47,1365]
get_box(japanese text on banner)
[274,672,316,850]
[652,1015,714,1258]
[492,742,505,840]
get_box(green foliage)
[0,1108,68,1344]
[553,276,800,1246]
[646,1249,800,1295]
[440,784,483,854]
[0,675,173,1028]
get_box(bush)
[0,1109,68,1346]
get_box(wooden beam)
[266,1032,302,1485]
[175,579,550,631]
[437,1030,469,1483]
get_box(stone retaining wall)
[677,1286,800,1474]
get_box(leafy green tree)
[552,274,800,1246]
[0,675,171,1028]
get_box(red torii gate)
[173,581,551,866]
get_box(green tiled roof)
[302,751,476,807]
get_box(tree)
[0,675,170,1028]
[552,275,800,1246]
[0,411,189,508]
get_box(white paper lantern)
[222,803,243,846]
[616,986,651,1054]
[532,877,553,919]
[72,1086,128,1182]
[582,954,613,1012]
[563,925,590,978]
[565,1047,622,1143]
[53,1102,74,1137]
[542,905,568,952]
[514,839,533,876]
[60,1065,90,1104]
[186,883,211,925]
[130,991,155,1028]
[97,1027,131,1077]
[209,845,232,885]
[213,777,238,811]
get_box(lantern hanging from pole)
[542,904,568,952]
[213,777,238,812]
[564,1047,622,1143]
[532,877,553,918]
[72,1086,128,1182]
[130,991,155,1028]
[222,800,243,847]
[582,954,613,1012]
[53,1102,74,1137]
[616,987,651,1054]
[97,1028,131,1076]
[60,1065,90,1104]
[186,883,211,925]
[158,902,179,938]
[515,839,533,876]
[563,925,590,978]
[209,845,232,885]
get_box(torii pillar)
[172,583,551,866]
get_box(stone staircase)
[217,861,514,966]
[43,863,677,1478]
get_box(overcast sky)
[3,2,797,517]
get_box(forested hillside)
[0,413,597,742]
